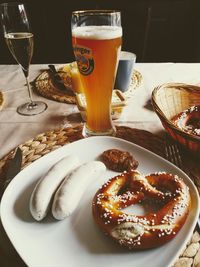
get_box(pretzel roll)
[92,170,191,250]
[172,105,200,136]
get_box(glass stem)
[25,76,34,104]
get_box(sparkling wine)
[0,2,47,116]
[5,32,33,76]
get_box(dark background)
[0,0,199,64]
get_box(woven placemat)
[34,66,76,104]
[34,65,142,104]
[0,125,199,267]
[0,91,4,110]
[122,69,143,98]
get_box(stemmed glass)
[0,2,47,115]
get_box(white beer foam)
[72,25,122,40]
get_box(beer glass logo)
[73,45,94,75]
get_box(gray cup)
[114,51,136,92]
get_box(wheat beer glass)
[0,2,47,116]
[71,10,122,136]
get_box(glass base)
[82,124,116,137]
[17,101,47,116]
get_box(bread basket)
[151,83,200,153]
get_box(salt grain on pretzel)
[92,170,191,249]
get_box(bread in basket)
[151,83,200,153]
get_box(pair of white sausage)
[30,155,80,221]
[29,155,105,221]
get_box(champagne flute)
[0,2,47,115]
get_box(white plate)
[1,136,199,267]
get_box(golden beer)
[69,62,84,93]
[72,25,122,135]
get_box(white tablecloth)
[1,62,200,159]
[0,62,200,266]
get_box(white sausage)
[52,161,106,220]
[30,155,79,221]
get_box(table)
[0,63,200,266]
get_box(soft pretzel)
[92,170,190,249]
[172,105,200,136]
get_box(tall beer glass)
[71,10,122,136]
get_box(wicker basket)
[151,83,200,153]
